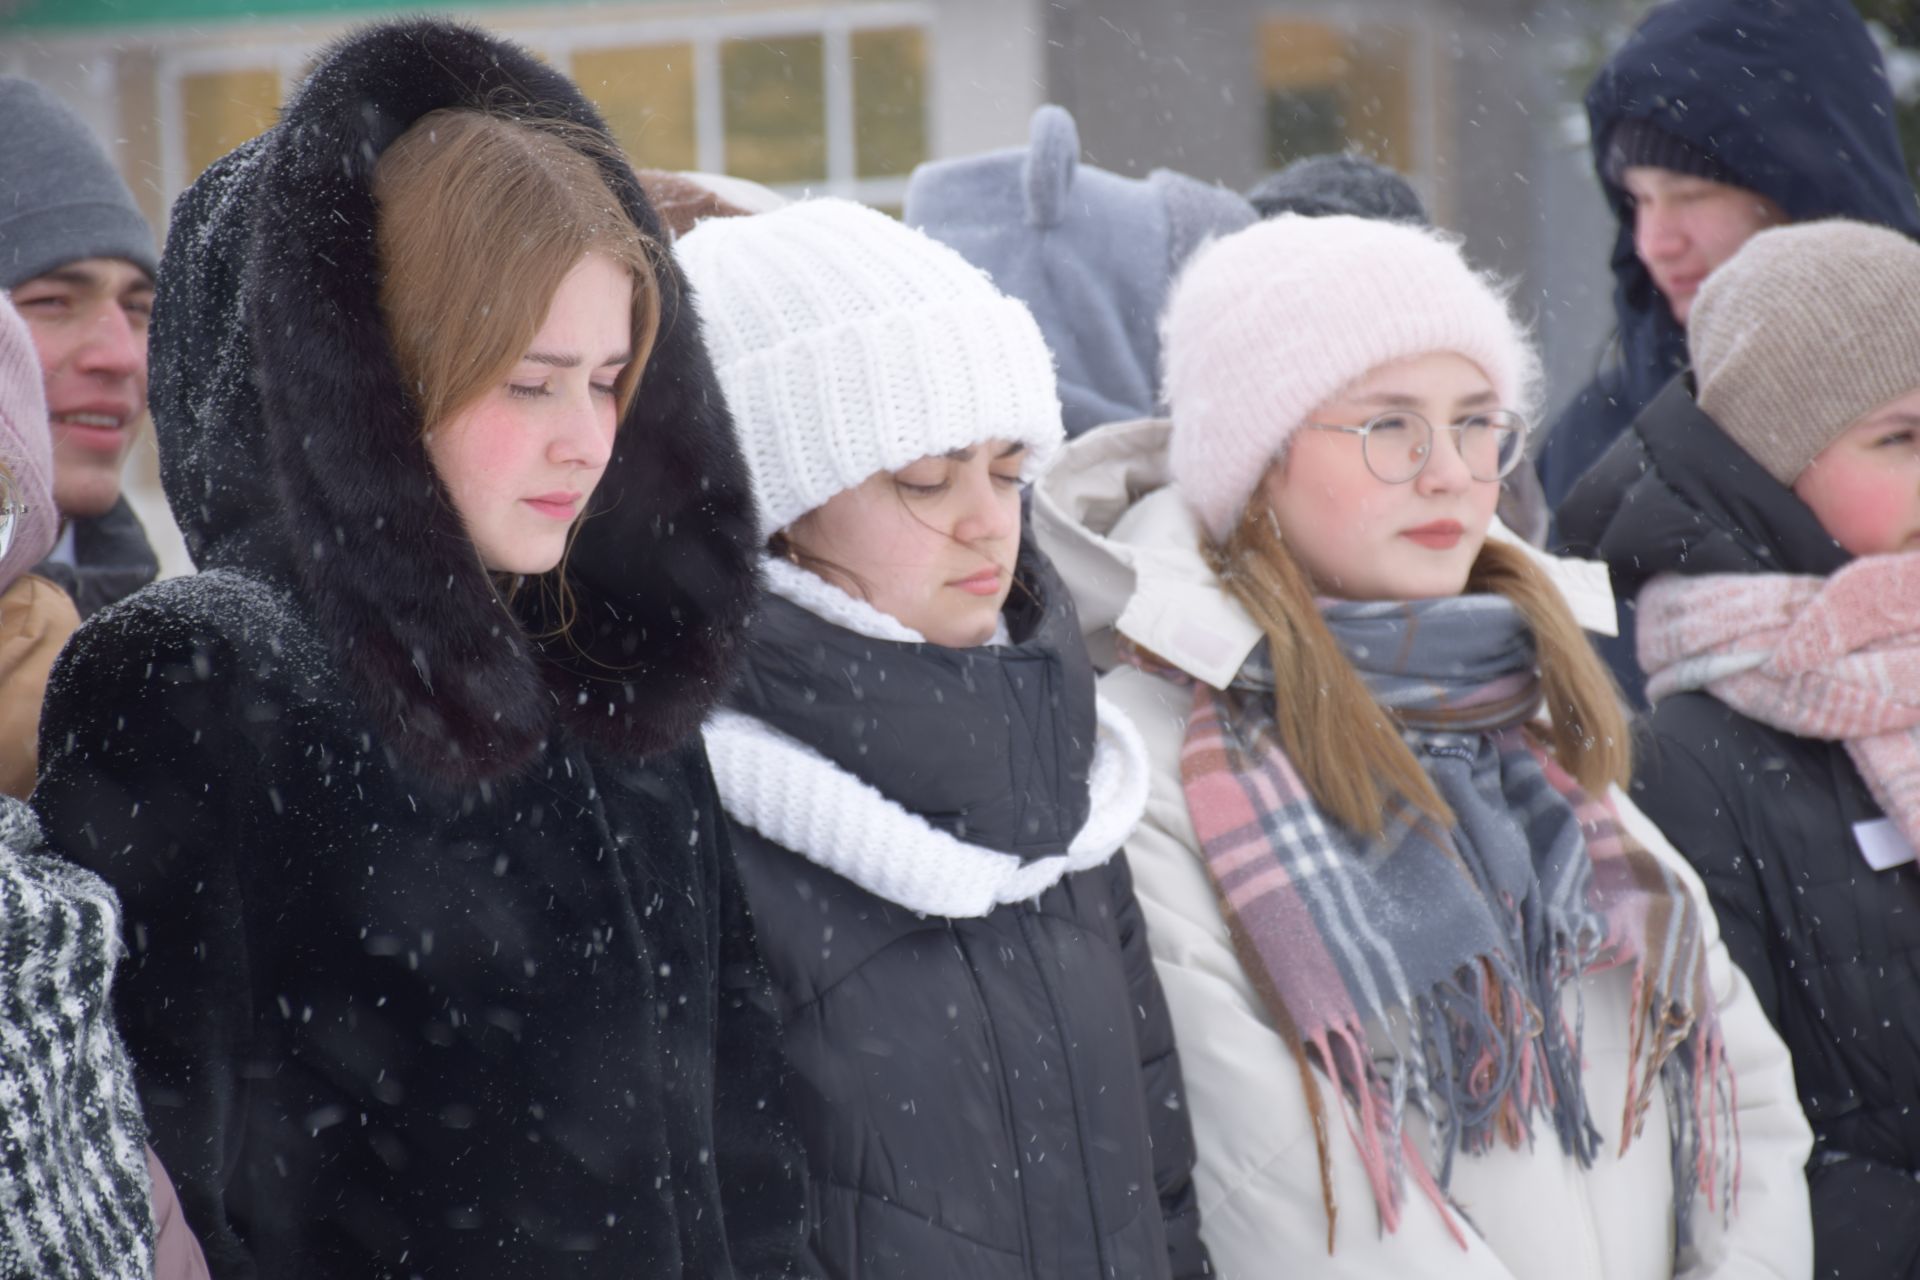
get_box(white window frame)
[542,2,935,207]
[142,2,935,213]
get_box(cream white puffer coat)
[1031,418,1814,1280]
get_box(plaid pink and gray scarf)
[1134,594,1732,1250]
[1638,552,1920,853]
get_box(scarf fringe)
[1288,937,1736,1257]
[1304,1020,1468,1250]
[1652,983,1741,1253]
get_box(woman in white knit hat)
[679,197,1211,1279]
[1030,213,1813,1277]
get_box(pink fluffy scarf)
[1637,552,1920,851]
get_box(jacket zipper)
[1017,910,1118,1278]
[947,919,1041,1277]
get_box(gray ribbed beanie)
[0,78,157,290]
[1690,219,1920,485]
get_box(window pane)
[722,35,826,185]
[1260,20,1414,172]
[852,26,927,179]
[182,68,280,181]
[574,43,697,171]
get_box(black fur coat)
[34,19,809,1279]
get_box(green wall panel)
[3,0,587,33]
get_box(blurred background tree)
[1856,0,1920,171]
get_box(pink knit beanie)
[1163,213,1539,543]
[0,292,57,590]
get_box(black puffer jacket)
[1538,0,1920,513]
[703,547,1209,1280]
[33,20,809,1279]
[1564,382,1920,1278]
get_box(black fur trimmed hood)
[148,18,758,786]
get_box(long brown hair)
[1206,496,1630,839]
[372,106,663,437]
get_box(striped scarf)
[1140,594,1731,1250]
[1637,553,1920,854]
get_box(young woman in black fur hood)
[32,19,810,1279]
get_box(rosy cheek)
[1802,467,1911,557]
[1826,492,1908,556]
[472,417,540,491]
[1471,481,1502,534]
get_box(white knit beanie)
[0,292,57,589]
[1163,213,1539,544]
[674,198,1063,541]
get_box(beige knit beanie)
[1690,219,1920,486]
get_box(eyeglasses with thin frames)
[1302,409,1529,484]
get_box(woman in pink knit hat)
[0,290,77,797]
[1032,212,1814,1277]
[0,290,210,1278]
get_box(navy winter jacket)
[1563,379,1920,1278]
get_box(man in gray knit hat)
[0,76,160,618]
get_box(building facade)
[1,0,1626,577]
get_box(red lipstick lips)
[1402,520,1465,551]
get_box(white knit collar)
[762,554,1014,647]
[704,695,1149,918]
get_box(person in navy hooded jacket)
[1541,0,1920,703]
